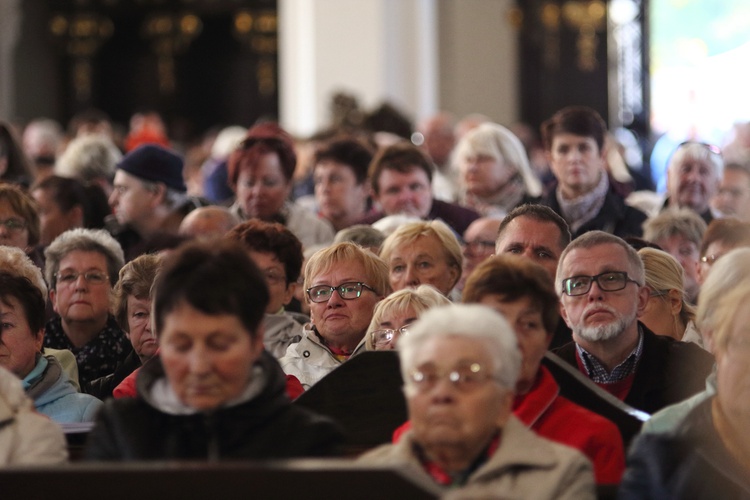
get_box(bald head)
[179,206,240,240]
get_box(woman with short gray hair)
[43,228,131,389]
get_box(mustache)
[582,303,619,319]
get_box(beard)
[573,303,636,342]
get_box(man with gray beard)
[553,231,714,415]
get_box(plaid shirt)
[576,326,644,383]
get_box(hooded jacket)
[24,355,102,423]
[84,350,344,461]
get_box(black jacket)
[553,324,715,415]
[542,182,648,239]
[84,351,344,461]
[618,399,750,499]
[85,350,142,400]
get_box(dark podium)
[294,350,407,454]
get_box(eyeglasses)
[677,141,722,156]
[306,282,375,303]
[408,362,499,393]
[370,324,412,348]
[0,218,27,232]
[562,271,640,296]
[56,271,109,286]
[648,289,668,299]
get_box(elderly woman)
[85,241,343,460]
[358,304,595,498]
[43,228,131,388]
[227,122,334,249]
[463,255,624,484]
[279,242,389,389]
[379,220,462,298]
[638,247,702,346]
[453,122,543,218]
[620,278,750,498]
[226,219,306,359]
[0,183,40,254]
[366,284,449,351]
[86,253,162,399]
[0,247,101,422]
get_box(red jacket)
[113,365,305,401]
[392,366,624,484]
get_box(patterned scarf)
[556,171,609,234]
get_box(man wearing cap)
[108,144,196,259]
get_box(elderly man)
[279,242,390,389]
[495,204,571,279]
[554,231,714,414]
[540,106,647,238]
[713,161,750,221]
[643,208,706,303]
[178,205,240,240]
[416,112,458,202]
[664,141,723,224]
[358,142,479,235]
[359,304,595,498]
[108,144,194,259]
[44,228,132,388]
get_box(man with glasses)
[554,231,714,414]
[279,242,390,390]
[664,141,724,224]
[696,218,750,286]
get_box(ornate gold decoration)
[233,9,278,97]
[49,12,114,102]
[143,12,203,95]
[561,0,606,71]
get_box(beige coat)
[358,416,595,500]
[0,366,68,465]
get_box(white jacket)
[279,324,366,390]
[0,366,68,466]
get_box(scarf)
[556,171,609,234]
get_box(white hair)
[0,246,47,298]
[55,134,122,182]
[399,304,521,392]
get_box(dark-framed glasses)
[562,271,640,296]
[57,271,109,286]
[0,218,27,232]
[408,362,498,393]
[306,281,375,303]
[371,324,412,348]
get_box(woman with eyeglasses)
[279,242,390,390]
[227,122,335,250]
[0,183,40,255]
[43,229,132,389]
[358,304,596,498]
[366,285,450,351]
[637,247,703,347]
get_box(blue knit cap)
[116,144,187,193]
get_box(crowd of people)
[1,103,750,498]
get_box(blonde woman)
[637,247,701,345]
[453,123,542,218]
[365,285,450,350]
[379,220,463,297]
